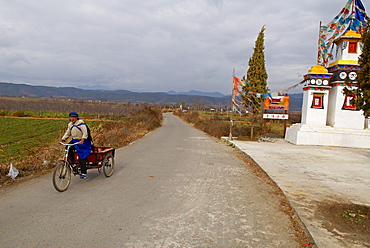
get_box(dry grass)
[175,110,257,139]
[175,109,301,139]
[0,106,163,187]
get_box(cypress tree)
[242,26,269,138]
[357,21,370,118]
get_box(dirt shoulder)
[237,150,315,247]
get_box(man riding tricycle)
[52,112,115,192]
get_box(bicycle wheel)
[103,154,114,177]
[52,160,72,192]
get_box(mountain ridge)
[166,90,227,98]
[0,82,302,110]
[0,82,231,106]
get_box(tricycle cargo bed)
[86,146,115,163]
[92,146,115,155]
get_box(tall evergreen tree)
[241,26,269,138]
[357,21,370,118]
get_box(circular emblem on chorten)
[339,72,347,80]
[349,72,357,80]
[316,79,323,85]
[323,80,329,86]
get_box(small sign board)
[263,114,289,120]
[263,96,290,110]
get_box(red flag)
[233,77,241,96]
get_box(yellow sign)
[263,96,289,110]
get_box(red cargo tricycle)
[52,142,115,192]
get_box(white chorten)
[285,0,370,148]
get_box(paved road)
[0,113,303,247]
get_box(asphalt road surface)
[0,113,301,247]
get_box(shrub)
[10,110,32,117]
[0,110,10,116]
[201,120,230,138]
[175,110,281,140]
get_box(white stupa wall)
[327,85,365,129]
[301,90,329,125]
[333,44,361,63]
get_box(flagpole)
[229,68,235,141]
[351,0,355,29]
[317,21,322,64]
[352,0,355,14]
[232,68,236,113]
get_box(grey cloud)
[0,0,364,94]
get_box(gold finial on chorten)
[308,65,329,74]
[341,30,362,39]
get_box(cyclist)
[60,112,91,178]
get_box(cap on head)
[69,112,79,117]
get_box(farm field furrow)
[0,118,68,162]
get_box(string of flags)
[232,77,248,114]
[232,76,303,100]
[231,75,303,115]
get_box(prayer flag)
[233,77,242,96]
[355,0,367,25]
[318,0,368,66]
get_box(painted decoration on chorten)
[311,93,325,109]
[318,0,368,66]
[342,92,358,110]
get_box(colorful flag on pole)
[355,0,367,25]
[318,0,368,66]
[233,77,242,96]
[231,75,248,114]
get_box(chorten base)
[285,123,370,149]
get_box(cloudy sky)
[0,0,366,95]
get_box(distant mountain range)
[166,90,227,98]
[0,82,231,106]
[0,82,302,110]
[76,85,229,98]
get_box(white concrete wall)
[327,86,364,129]
[342,42,360,61]
[301,90,329,126]
[285,124,370,148]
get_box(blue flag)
[355,0,368,25]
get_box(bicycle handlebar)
[59,142,79,146]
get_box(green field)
[0,118,105,163]
[0,118,69,162]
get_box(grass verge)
[0,106,163,186]
[174,109,300,139]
